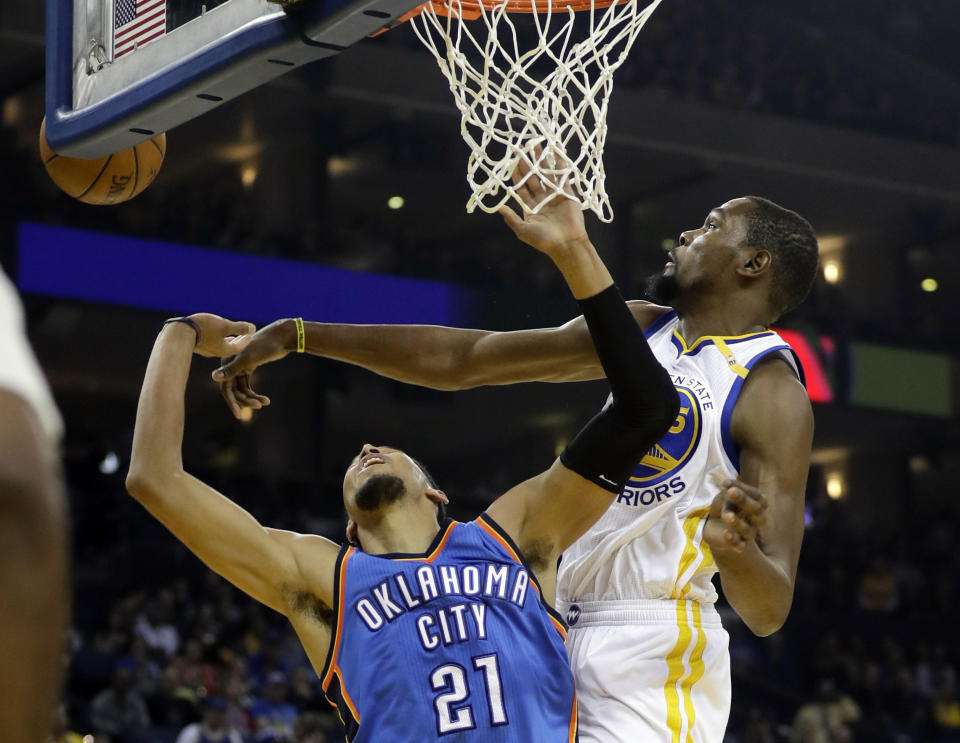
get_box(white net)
[411,0,665,222]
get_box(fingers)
[509,145,554,211]
[224,335,253,355]
[221,378,243,420]
[707,482,768,552]
[723,484,767,522]
[213,359,238,382]
[239,376,270,406]
[234,375,270,410]
[228,320,256,336]
[720,506,760,544]
[220,376,271,421]
[498,204,523,232]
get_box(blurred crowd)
[616,0,959,147]
[60,572,340,743]
[52,452,960,743]
[724,493,960,743]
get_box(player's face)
[650,198,752,305]
[342,444,427,515]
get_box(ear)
[346,520,358,545]
[425,488,449,506]
[737,249,772,278]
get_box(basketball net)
[410,0,665,222]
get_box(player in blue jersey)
[126,164,680,741]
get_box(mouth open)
[359,455,386,472]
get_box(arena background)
[2,0,960,740]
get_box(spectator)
[178,639,217,695]
[790,679,861,743]
[293,712,329,743]
[89,662,151,742]
[220,673,252,736]
[134,598,180,660]
[145,666,199,735]
[933,684,960,736]
[250,673,299,742]
[175,697,243,743]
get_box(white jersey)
[557,309,803,610]
[0,268,63,443]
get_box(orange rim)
[375,0,625,30]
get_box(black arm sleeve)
[560,284,679,493]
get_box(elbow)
[125,470,152,501]
[746,616,786,638]
[743,602,792,637]
[125,467,169,502]
[649,383,682,438]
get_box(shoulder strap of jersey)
[319,544,353,693]
[719,343,805,470]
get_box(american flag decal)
[114,0,166,58]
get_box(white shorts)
[559,599,730,743]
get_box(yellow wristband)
[295,317,305,353]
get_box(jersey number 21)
[431,653,507,734]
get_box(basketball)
[39,118,166,205]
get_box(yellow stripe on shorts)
[681,602,707,739]
[664,601,708,743]
[664,601,692,743]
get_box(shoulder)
[732,356,813,446]
[626,300,672,330]
[270,529,341,567]
[268,530,342,615]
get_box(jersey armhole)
[475,513,568,634]
[719,346,803,471]
[319,544,352,692]
[643,308,677,339]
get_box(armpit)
[520,536,556,574]
[282,586,334,626]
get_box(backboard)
[46,0,422,158]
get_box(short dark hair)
[743,196,819,316]
[410,456,447,523]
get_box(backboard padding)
[46,0,421,157]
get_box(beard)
[354,474,406,512]
[645,270,682,307]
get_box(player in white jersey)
[0,267,69,743]
[214,193,817,742]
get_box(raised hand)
[703,477,768,555]
[497,146,589,257]
[212,319,295,419]
[185,313,256,359]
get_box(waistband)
[556,599,723,629]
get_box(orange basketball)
[39,118,166,205]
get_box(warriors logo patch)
[629,386,702,486]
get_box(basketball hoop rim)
[386,0,628,27]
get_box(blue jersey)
[320,515,577,742]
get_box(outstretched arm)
[484,159,679,595]
[213,307,667,419]
[126,315,339,615]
